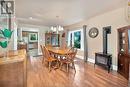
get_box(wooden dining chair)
[58,46,73,60]
[40,45,45,64]
[60,48,77,72]
[44,46,58,72]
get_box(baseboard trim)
[76,55,84,59]
[112,65,118,71]
[88,57,95,63]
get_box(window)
[68,29,83,50]
[74,31,81,49]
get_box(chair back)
[73,48,78,53]
[66,47,77,61]
[44,46,51,59]
[40,45,45,57]
[66,47,75,53]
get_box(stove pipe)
[103,26,111,54]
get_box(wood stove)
[95,26,112,73]
[95,52,112,72]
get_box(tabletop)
[47,47,73,55]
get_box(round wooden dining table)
[47,47,72,55]
[45,47,73,69]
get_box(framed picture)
[29,33,38,42]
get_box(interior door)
[118,53,129,79]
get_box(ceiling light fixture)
[29,17,33,19]
[51,25,64,32]
[51,16,64,33]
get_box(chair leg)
[72,62,76,72]
[60,62,63,70]
[49,62,51,72]
[56,60,59,68]
[42,58,44,64]
[67,64,69,72]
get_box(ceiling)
[15,0,125,27]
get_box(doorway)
[22,31,38,56]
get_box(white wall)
[65,7,129,67]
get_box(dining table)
[46,46,73,56]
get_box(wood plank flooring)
[27,56,128,87]
[0,56,128,87]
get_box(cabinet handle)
[121,64,123,66]
[119,54,122,56]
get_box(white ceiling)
[15,0,125,27]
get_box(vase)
[2,47,8,59]
[0,40,8,59]
[0,28,13,59]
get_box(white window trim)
[68,29,84,51]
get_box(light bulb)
[58,26,61,31]
[51,26,54,31]
[54,27,56,31]
[61,27,64,31]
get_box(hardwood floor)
[0,56,128,87]
[27,56,128,87]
